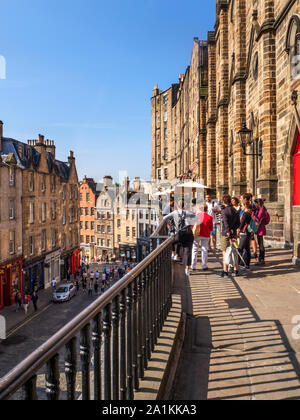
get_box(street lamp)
[238,123,263,195]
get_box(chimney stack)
[38,134,44,144]
[133,177,141,192]
[0,121,3,152]
[68,150,75,165]
[103,176,113,188]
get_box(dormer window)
[286,16,300,80]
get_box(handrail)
[0,235,174,401]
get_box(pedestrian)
[14,292,22,312]
[191,204,214,271]
[232,197,241,213]
[95,270,100,282]
[90,271,95,283]
[82,279,87,291]
[51,278,57,292]
[219,195,240,278]
[254,198,270,266]
[163,200,198,277]
[205,194,222,251]
[22,293,30,314]
[94,281,99,295]
[241,193,258,259]
[75,280,80,292]
[87,263,90,271]
[31,291,39,312]
[162,197,175,216]
[88,282,93,297]
[73,270,77,282]
[67,269,71,283]
[237,201,253,270]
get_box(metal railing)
[0,231,174,400]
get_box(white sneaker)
[185,269,190,277]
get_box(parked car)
[52,283,77,303]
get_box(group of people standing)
[163,192,270,278]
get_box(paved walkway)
[172,248,300,400]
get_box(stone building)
[151,0,300,265]
[80,177,99,262]
[151,38,208,183]
[0,124,80,297]
[0,122,23,310]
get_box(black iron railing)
[0,230,173,401]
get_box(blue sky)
[0,0,216,183]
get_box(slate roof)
[1,137,70,182]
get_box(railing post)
[148,262,154,355]
[120,289,127,400]
[65,337,77,400]
[112,296,120,400]
[137,274,144,379]
[126,283,133,400]
[80,324,91,401]
[153,258,158,348]
[22,375,38,401]
[143,268,149,369]
[46,354,60,401]
[92,313,102,401]
[103,303,112,401]
[132,278,139,392]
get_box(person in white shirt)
[51,278,57,291]
[205,194,221,250]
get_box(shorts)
[211,224,217,236]
[221,236,231,252]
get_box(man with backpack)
[163,200,198,277]
[220,195,240,278]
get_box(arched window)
[286,15,300,80]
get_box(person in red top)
[191,204,214,271]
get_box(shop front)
[23,258,45,294]
[44,250,61,289]
[61,248,81,280]
[0,257,23,311]
[70,248,80,274]
[119,243,137,263]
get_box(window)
[74,187,78,200]
[9,231,15,254]
[86,193,90,202]
[85,208,89,216]
[80,193,83,201]
[91,236,95,243]
[164,168,168,180]
[51,175,56,192]
[91,207,95,216]
[117,235,121,243]
[80,207,84,216]
[41,175,46,192]
[52,201,56,220]
[85,221,89,230]
[69,185,73,200]
[29,236,34,255]
[107,225,111,234]
[80,221,83,230]
[164,128,168,140]
[163,110,168,122]
[163,95,168,105]
[29,172,34,191]
[97,225,100,233]
[52,229,56,248]
[9,167,15,187]
[30,203,35,224]
[117,207,120,215]
[132,210,135,220]
[287,16,300,80]
[63,208,66,225]
[69,207,73,223]
[107,239,111,247]
[126,210,129,220]
[42,230,46,251]
[164,148,168,160]
[101,239,105,247]
[132,228,136,238]
[9,200,15,220]
[107,212,111,219]
[117,219,121,228]
[62,234,67,249]
[69,231,73,247]
[80,235,84,244]
[126,227,130,237]
[91,221,95,230]
[75,208,78,222]
[86,235,90,244]
[42,203,46,222]
[252,52,259,81]
[62,185,66,200]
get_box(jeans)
[257,235,265,261]
[191,237,210,269]
[238,234,251,267]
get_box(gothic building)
[151,0,300,264]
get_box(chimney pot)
[38,134,44,144]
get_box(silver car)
[52,283,77,303]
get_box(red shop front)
[0,257,23,311]
[69,248,80,274]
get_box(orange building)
[80,177,98,262]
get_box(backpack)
[247,213,260,234]
[264,211,271,225]
[178,211,186,231]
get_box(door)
[294,134,300,206]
